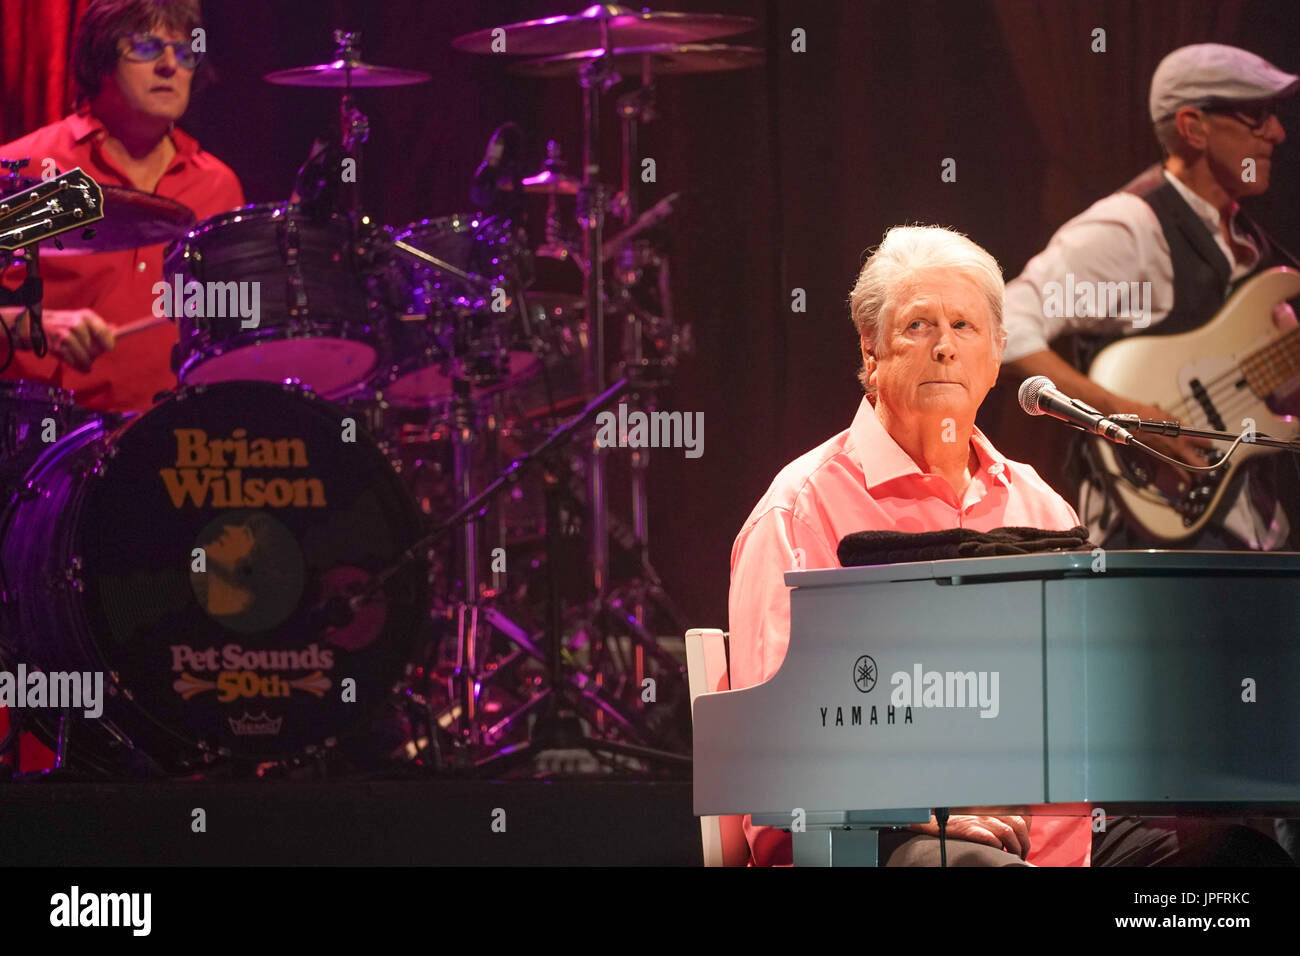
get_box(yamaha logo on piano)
[852,655,877,693]
[819,654,914,729]
[820,658,1002,728]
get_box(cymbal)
[510,43,765,79]
[40,186,195,255]
[452,3,756,56]
[265,59,432,88]
[521,169,581,195]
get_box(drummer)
[0,0,244,412]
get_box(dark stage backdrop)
[2,0,1298,630]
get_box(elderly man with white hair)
[727,224,1294,868]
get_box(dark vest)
[1074,164,1276,366]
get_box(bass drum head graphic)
[3,381,426,772]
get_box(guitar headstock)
[0,168,105,252]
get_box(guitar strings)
[1139,324,1300,426]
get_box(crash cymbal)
[510,43,765,79]
[452,4,756,56]
[39,185,194,255]
[521,169,581,195]
[265,60,432,87]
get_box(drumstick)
[112,315,172,339]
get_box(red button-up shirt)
[728,396,1092,867]
[1,111,245,411]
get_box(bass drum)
[0,382,426,774]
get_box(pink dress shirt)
[727,395,1090,867]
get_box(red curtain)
[993,0,1246,235]
[1,0,89,143]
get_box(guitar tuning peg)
[54,237,64,250]
[81,227,95,241]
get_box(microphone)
[1018,376,1135,445]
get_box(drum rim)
[175,326,383,397]
[368,350,542,406]
[173,200,354,242]
[392,212,525,273]
[0,380,78,404]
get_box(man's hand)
[909,814,1031,860]
[1109,396,1213,485]
[14,308,116,373]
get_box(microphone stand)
[1108,414,1300,454]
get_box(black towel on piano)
[837,525,1092,566]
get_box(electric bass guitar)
[1089,266,1300,542]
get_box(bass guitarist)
[1003,43,1299,551]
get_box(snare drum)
[377,214,538,404]
[167,202,384,398]
[0,381,425,773]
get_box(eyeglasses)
[1199,99,1280,133]
[120,33,202,70]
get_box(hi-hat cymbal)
[510,43,765,79]
[452,4,756,56]
[265,59,432,88]
[521,169,581,195]
[40,186,194,255]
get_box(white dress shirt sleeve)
[1003,193,1175,362]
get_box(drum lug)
[49,555,85,593]
[86,455,110,480]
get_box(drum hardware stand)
[333,30,368,222]
[577,37,619,598]
[473,430,688,776]
[448,377,485,748]
[613,70,657,225]
[376,379,630,765]
[553,231,691,725]
[535,140,580,265]
[324,377,686,771]
[441,378,541,755]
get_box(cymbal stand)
[447,377,483,749]
[333,30,369,222]
[614,66,656,224]
[535,140,579,265]
[577,33,618,598]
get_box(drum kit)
[0,5,761,778]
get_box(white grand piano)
[693,551,1300,865]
